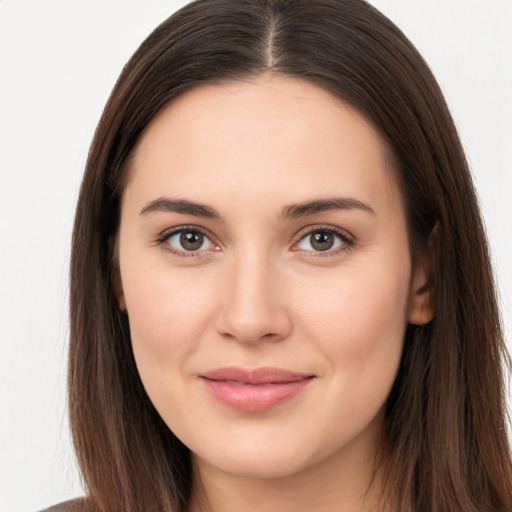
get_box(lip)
[200,366,315,412]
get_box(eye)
[162,228,216,254]
[295,228,352,253]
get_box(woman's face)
[117,76,431,481]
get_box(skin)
[116,75,433,512]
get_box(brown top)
[38,499,85,512]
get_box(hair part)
[69,1,512,511]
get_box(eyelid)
[154,223,354,257]
[155,225,220,256]
[291,224,355,254]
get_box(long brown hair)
[69,1,512,510]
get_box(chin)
[185,407,386,483]
[195,446,315,480]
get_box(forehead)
[126,75,402,215]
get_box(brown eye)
[296,228,349,253]
[164,229,215,253]
[310,231,334,251]
[180,231,204,251]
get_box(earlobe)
[110,234,127,312]
[408,263,434,325]
[114,270,127,312]
[408,225,438,326]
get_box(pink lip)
[200,367,315,412]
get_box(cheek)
[282,264,410,453]
[121,260,217,396]
[294,262,410,391]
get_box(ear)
[114,270,127,311]
[110,233,127,312]
[408,225,438,326]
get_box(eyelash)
[292,225,355,256]
[156,226,218,258]
[155,225,355,257]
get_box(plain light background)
[1,1,511,511]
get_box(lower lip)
[201,378,313,412]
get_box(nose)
[214,252,292,344]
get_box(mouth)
[200,366,316,412]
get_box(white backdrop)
[0,1,511,510]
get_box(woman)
[48,0,512,510]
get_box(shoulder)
[38,498,89,512]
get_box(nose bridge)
[216,245,291,343]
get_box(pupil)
[311,231,334,251]
[180,231,203,250]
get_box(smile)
[200,367,316,412]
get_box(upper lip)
[200,366,315,384]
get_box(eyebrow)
[139,196,375,221]
[140,198,223,220]
[281,197,376,219]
